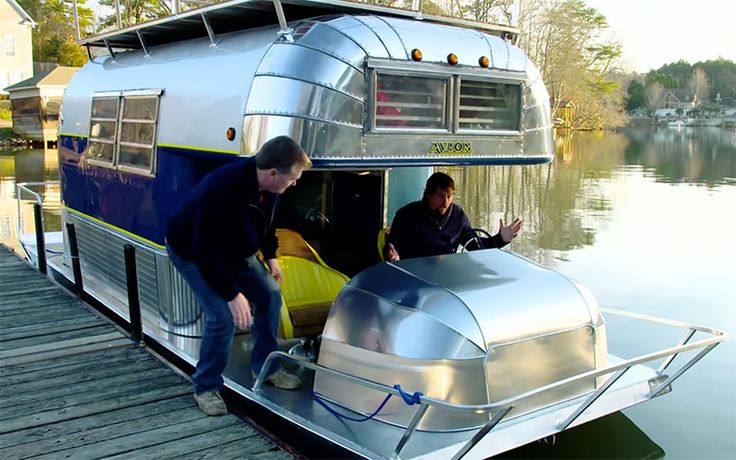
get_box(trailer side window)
[88,97,119,164]
[88,91,161,174]
[118,96,159,171]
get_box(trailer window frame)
[368,61,523,136]
[455,76,522,134]
[87,89,162,176]
[370,70,452,134]
[87,95,120,166]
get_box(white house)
[0,0,35,94]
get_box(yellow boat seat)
[274,229,350,339]
[377,227,390,262]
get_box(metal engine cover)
[314,249,607,431]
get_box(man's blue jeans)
[167,245,282,394]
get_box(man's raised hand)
[499,217,523,243]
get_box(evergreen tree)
[18,0,94,66]
[626,80,645,111]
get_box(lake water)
[1,127,734,459]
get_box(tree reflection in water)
[447,128,736,267]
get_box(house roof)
[664,88,695,102]
[4,66,79,92]
[5,0,36,26]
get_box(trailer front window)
[458,79,520,132]
[375,74,448,130]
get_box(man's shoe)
[254,368,302,390]
[193,390,228,416]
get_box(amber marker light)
[226,127,236,141]
[411,48,423,61]
[479,55,490,68]
[447,53,459,65]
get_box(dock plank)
[32,415,243,459]
[0,244,294,459]
[1,316,108,342]
[0,356,161,397]
[0,383,192,434]
[0,360,165,402]
[0,370,186,417]
[108,424,280,460]
[2,404,209,458]
[0,394,194,449]
[0,332,125,359]
[1,343,151,378]
[0,337,131,366]
[0,310,97,329]
[2,324,118,349]
[185,436,293,460]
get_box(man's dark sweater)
[388,200,506,260]
[166,157,278,301]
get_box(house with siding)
[0,0,35,94]
[5,66,79,141]
[660,89,698,112]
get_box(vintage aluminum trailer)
[21,0,723,458]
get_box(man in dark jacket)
[166,136,311,416]
[386,172,521,261]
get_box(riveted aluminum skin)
[242,15,553,166]
[314,250,608,432]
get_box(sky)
[583,0,736,73]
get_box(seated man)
[386,172,522,261]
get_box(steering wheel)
[458,228,493,252]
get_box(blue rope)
[313,391,392,422]
[393,384,423,405]
[313,384,424,423]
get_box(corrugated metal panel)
[69,213,203,337]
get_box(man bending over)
[166,136,311,415]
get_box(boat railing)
[16,181,62,273]
[71,0,521,52]
[255,308,725,459]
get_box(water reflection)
[450,128,736,266]
[626,127,736,187]
[499,411,664,459]
[0,148,61,253]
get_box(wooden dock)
[0,245,295,459]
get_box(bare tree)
[689,67,710,103]
[645,81,664,113]
[516,0,625,128]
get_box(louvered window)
[371,67,522,134]
[458,79,520,131]
[374,74,449,130]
